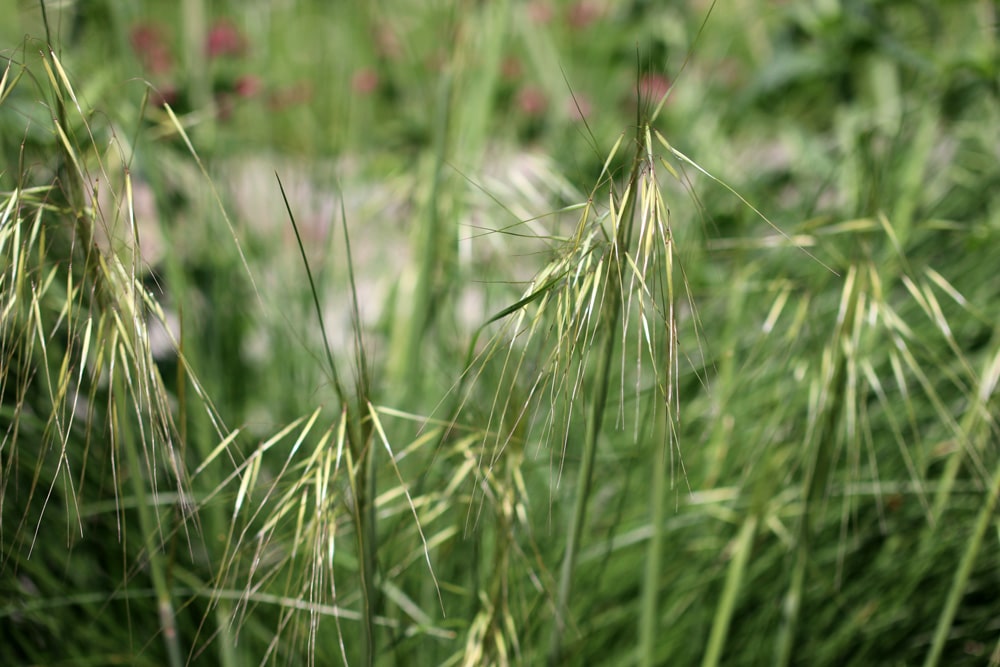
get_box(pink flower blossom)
[567,2,602,30]
[527,2,554,24]
[351,68,380,95]
[374,25,402,61]
[517,85,548,117]
[130,23,173,75]
[234,74,263,98]
[206,19,247,58]
[638,73,672,103]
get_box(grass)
[2,0,1000,665]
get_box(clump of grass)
[4,2,1000,666]
[2,45,192,666]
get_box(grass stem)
[702,515,758,667]
[114,372,184,667]
[548,126,646,665]
[923,414,1000,666]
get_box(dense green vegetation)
[2,1,998,665]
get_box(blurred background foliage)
[2,0,999,665]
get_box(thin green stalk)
[114,372,183,667]
[277,175,347,409]
[702,515,759,667]
[548,296,618,664]
[894,338,1000,658]
[358,435,378,667]
[387,69,452,404]
[548,129,645,665]
[911,342,1000,667]
[181,0,211,139]
[639,138,676,666]
[775,538,807,667]
[453,0,509,162]
[280,172,377,664]
[639,411,670,667]
[776,266,857,666]
[928,335,999,522]
[185,383,239,667]
[150,203,240,667]
[923,420,1000,666]
[342,180,379,667]
[338,406,376,667]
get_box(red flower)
[517,85,548,117]
[130,23,160,55]
[374,25,402,61]
[638,73,672,103]
[527,2,554,24]
[567,2,602,30]
[351,68,380,95]
[206,19,247,58]
[234,74,263,98]
[130,23,173,75]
